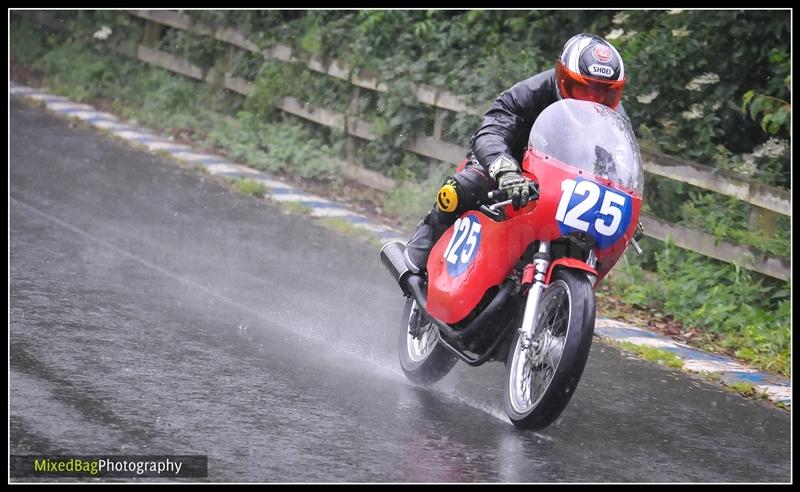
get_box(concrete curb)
[10,82,791,409]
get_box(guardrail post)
[749,206,780,237]
[207,44,233,88]
[141,19,163,48]
[432,108,446,140]
[345,86,362,166]
[430,108,449,167]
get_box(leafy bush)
[611,10,790,187]
[206,111,343,180]
[606,240,790,375]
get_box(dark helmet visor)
[556,59,626,109]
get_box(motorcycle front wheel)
[398,298,458,385]
[504,269,596,430]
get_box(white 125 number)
[443,217,482,265]
[555,179,626,236]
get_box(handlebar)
[486,180,539,204]
[480,180,539,219]
[487,198,514,211]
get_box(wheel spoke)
[544,335,565,374]
[406,302,439,362]
[556,295,570,334]
[421,324,436,353]
[531,366,546,402]
[520,355,532,402]
[545,339,556,369]
[546,293,566,334]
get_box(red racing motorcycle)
[381,98,644,430]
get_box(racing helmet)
[555,33,626,109]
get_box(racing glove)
[488,154,529,210]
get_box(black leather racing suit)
[403,68,629,273]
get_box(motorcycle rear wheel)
[398,298,458,385]
[504,269,595,430]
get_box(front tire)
[504,269,596,430]
[398,298,458,385]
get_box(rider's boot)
[403,207,452,275]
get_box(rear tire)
[504,269,595,430]
[398,298,458,385]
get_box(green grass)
[616,341,685,369]
[726,381,769,400]
[279,201,313,216]
[700,371,722,383]
[230,178,267,198]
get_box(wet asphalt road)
[9,98,791,483]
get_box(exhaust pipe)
[380,241,515,344]
[380,241,413,296]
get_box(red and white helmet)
[555,33,626,109]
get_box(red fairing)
[425,148,641,324]
[427,211,531,323]
[522,148,642,284]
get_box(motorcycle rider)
[403,33,629,274]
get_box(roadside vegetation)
[614,341,685,370]
[230,178,267,198]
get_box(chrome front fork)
[519,241,551,350]
[629,220,644,256]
